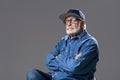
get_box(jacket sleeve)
[57,40,99,73]
[45,41,60,71]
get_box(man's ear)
[80,21,85,29]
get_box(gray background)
[0,0,119,80]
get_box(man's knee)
[26,69,46,80]
[26,69,39,79]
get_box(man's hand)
[75,52,82,60]
[54,54,59,59]
[55,55,58,58]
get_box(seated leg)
[26,69,52,80]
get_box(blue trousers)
[26,69,52,80]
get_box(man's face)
[64,16,81,35]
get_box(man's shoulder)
[61,35,69,41]
[56,35,68,44]
[81,32,98,45]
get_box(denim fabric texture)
[46,30,99,80]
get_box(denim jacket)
[46,30,99,80]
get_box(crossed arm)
[46,42,99,73]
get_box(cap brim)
[59,13,80,22]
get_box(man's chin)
[66,32,76,35]
[66,28,80,35]
[66,30,81,36]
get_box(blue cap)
[59,9,85,22]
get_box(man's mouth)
[67,28,74,30]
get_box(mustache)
[66,26,74,30]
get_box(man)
[26,9,99,80]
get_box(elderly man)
[26,9,99,80]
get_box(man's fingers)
[75,53,82,60]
